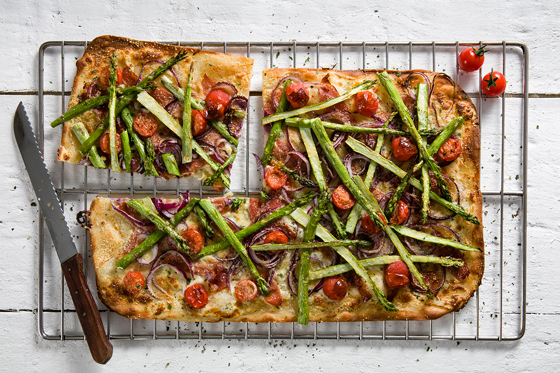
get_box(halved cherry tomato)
[384,261,410,288]
[389,200,410,226]
[265,166,288,190]
[235,279,258,302]
[205,89,230,119]
[121,67,138,87]
[285,83,310,108]
[99,66,122,87]
[123,271,144,294]
[434,137,462,163]
[181,228,204,255]
[264,230,289,244]
[263,280,283,306]
[148,86,175,108]
[322,276,347,301]
[99,132,122,155]
[458,45,487,72]
[184,283,208,309]
[391,136,418,162]
[482,69,506,97]
[191,109,208,136]
[355,91,379,117]
[133,112,159,137]
[361,212,386,234]
[331,184,355,210]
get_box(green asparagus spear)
[377,71,452,201]
[120,129,132,173]
[298,194,327,325]
[261,80,291,166]
[203,150,237,187]
[198,199,270,296]
[182,64,194,163]
[194,204,214,239]
[384,168,413,219]
[390,224,481,252]
[309,255,464,281]
[284,116,441,136]
[160,75,205,110]
[162,153,181,177]
[196,192,317,259]
[345,136,480,225]
[116,199,198,269]
[250,239,373,251]
[144,138,159,177]
[71,123,106,169]
[120,107,146,162]
[270,159,317,189]
[210,120,239,147]
[108,53,121,173]
[51,95,109,128]
[126,197,190,254]
[262,80,375,125]
[417,83,430,223]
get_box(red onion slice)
[151,192,189,219]
[343,153,369,178]
[111,199,151,226]
[137,244,159,265]
[269,76,304,111]
[428,175,460,220]
[153,250,193,279]
[284,150,311,177]
[253,153,265,179]
[146,263,189,299]
[210,82,238,99]
[410,264,446,294]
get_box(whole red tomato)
[482,69,507,96]
[458,45,487,72]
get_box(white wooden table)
[1,1,556,371]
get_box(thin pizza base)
[57,35,253,182]
[260,68,484,321]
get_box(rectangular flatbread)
[56,35,253,189]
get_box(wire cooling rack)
[37,40,528,341]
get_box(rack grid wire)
[37,40,528,342]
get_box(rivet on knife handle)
[61,253,113,364]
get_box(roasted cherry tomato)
[361,213,386,234]
[191,109,208,137]
[285,83,310,108]
[99,66,122,87]
[263,280,283,306]
[391,136,418,162]
[184,284,208,309]
[205,89,230,119]
[434,137,462,163]
[384,261,410,288]
[458,45,487,72]
[389,200,410,226]
[355,91,379,117]
[133,112,159,137]
[181,228,204,255]
[99,132,122,155]
[148,86,175,108]
[482,69,506,97]
[235,279,258,302]
[265,166,288,190]
[264,230,289,244]
[123,271,144,294]
[331,184,355,210]
[121,67,138,87]
[322,276,348,301]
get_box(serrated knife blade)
[14,102,112,364]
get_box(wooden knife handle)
[61,253,113,364]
